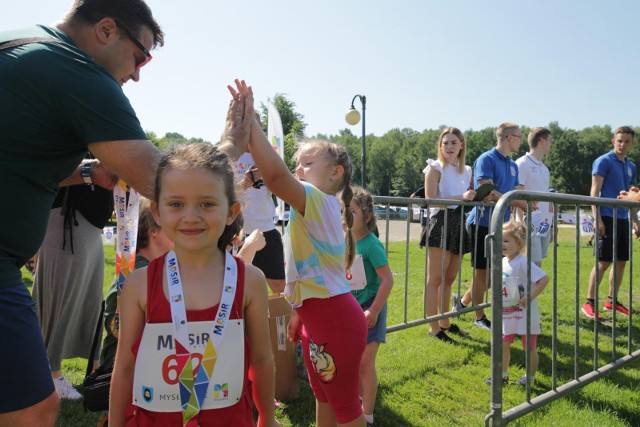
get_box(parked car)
[374,205,408,221]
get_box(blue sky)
[3,1,640,142]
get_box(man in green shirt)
[0,1,164,425]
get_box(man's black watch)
[81,163,93,186]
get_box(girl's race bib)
[502,274,520,308]
[133,320,244,412]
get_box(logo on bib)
[213,383,229,400]
[142,386,154,403]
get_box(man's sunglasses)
[115,20,152,70]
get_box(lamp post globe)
[345,108,361,126]
[345,94,366,188]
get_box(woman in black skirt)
[424,127,476,343]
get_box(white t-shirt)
[423,160,472,217]
[235,152,276,232]
[516,153,550,213]
[502,254,547,336]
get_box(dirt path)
[377,219,422,242]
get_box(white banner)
[580,216,595,236]
[268,102,286,222]
[531,212,553,237]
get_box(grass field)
[26,226,640,426]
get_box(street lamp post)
[345,94,366,188]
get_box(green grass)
[28,227,640,426]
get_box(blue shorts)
[362,299,387,344]
[0,283,55,412]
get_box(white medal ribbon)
[113,181,139,336]
[114,181,140,291]
[165,250,238,418]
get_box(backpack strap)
[0,36,69,51]
[85,300,106,379]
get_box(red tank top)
[125,254,254,427]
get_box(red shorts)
[503,333,537,349]
[296,293,367,424]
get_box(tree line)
[325,122,640,198]
[147,95,640,198]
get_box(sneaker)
[452,294,466,312]
[54,376,82,400]
[603,300,630,316]
[581,302,603,320]
[443,323,469,337]
[473,315,491,330]
[515,375,534,387]
[429,330,455,344]
[485,376,509,386]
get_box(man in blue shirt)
[581,126,640,319]
[453,122,528,330]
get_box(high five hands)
[219,79,254,159]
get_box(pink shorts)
[296,293,367,424]
[503,333,537,349]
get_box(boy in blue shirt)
[582,126,640,319]
[453,123,528,330]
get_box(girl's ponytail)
[342,179,355,270]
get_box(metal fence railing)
[485,190,639,426]
[373,195,494,332]
[371,191,639,426]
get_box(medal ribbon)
[165,250,237,426]
[113,180,140,336]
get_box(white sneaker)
[54,376,82,400]
[452,294,465,313]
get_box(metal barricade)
[371,191,639,425]
[372,195,492,332]
[485,190,639,426]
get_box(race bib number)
[346,255,367,290]
[133,321,244,412]
[502,275,520,308]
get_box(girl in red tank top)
[109,139,279,427]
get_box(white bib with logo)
[133,320,244,412]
